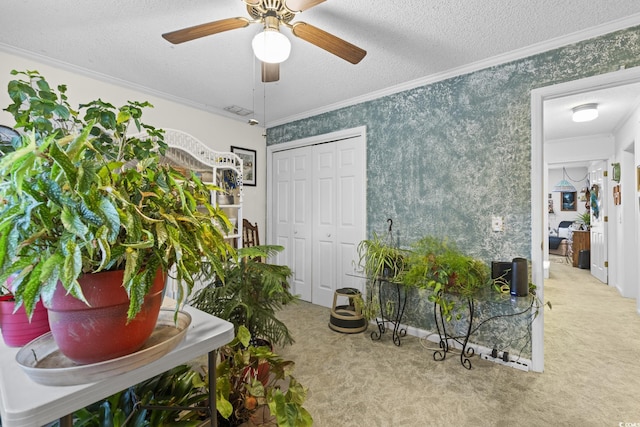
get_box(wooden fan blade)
[162,17,250,44]
[285,0,326,12]
[291,22,366,64]
[262,62,280,82]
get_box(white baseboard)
[374,321,532,372]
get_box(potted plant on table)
[402,236,490,321]
[575,211,591,230]
[0,69,234,363]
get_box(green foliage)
[402,236,490,321]
[575,211,590,229]
[68,364,209,427]
[61,328,314,426]
[0,70,234,319]
[190,245,296,347]
[356,232,407,281]
[216,326,313,427]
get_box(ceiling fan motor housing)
[247,0,295,24]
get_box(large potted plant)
[190,245,296,348]
[0,70,233,363]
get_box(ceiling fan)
[162,0,366,82]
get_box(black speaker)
[510,257,529,297]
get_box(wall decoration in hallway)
[561,191,576,211]
[613,185,621,205]
[611,162,621,182]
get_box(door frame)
[530,66,640,372]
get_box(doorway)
[266,126,367,308]
[531,66,640,372]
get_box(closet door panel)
[335,139,366,294]
[312,144,337,307]
[270,130,366,307]
[273,153,291,268]
[291,148,313,301]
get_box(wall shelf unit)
[158,129,244,248]
[144,129,244,299]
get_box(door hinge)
[604,216,608,222]
[603,170,608,177]
[604,261,608,268]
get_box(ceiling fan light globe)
[252,30,291,64]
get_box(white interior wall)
[0,51,267,233]
[545,134,614,162]
[612,104,639,299]
[637,131,640,314]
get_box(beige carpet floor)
[275,259,640,427]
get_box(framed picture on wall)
[561,191,577,211]
[231,146,256,186]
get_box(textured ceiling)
[1,1,640,130]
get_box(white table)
[0,303,234,427]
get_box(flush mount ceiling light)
[252,28,291,63]
[572,103,598,123]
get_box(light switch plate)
[491,216,504,232]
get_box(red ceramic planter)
[0,298,51,347]
[44,269,165,364]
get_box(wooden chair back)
[242,219,260,248]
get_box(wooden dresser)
[571,230,591,267]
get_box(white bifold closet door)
[270,133,365,308]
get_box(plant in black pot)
[356,232,407,282]
[190,245,296,348]
[0,70,234,363]
[355,231,407,321]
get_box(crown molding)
[270,13,640,127]
[0,43,250,125]
[3,11,640,130]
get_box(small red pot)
[0,298,51,347]
[45,269,165,364]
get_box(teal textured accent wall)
[267,26,640,357]
[268,26,640,262]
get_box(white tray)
[15,309,191,386]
